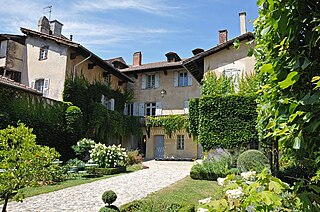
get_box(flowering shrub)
[90,143,127,168]
[72,138,95,161]
[197,169,302,211]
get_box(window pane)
[35,79,44,92]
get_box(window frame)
[35,78,45,92]
[145,102,156,116]
[127,103,134,116]
[39,46,49,60]
[177,135,184,150]
[146,74,155,89]
[178,71,188,87]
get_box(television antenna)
[43,6,52,20]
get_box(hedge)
[188,99,199,138]
[196,94,257,150]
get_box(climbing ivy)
[63,77,142,143]
[146,115,189,137]
[254,0,320,178]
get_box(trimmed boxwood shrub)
[197,94,257,150]
[85,166,126,176]
[102,190,117,205]
[237,150,269,173]
[190,158,231,181]
[99,206,119,212]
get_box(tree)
[0,123,60,212]
[254,0,320,177]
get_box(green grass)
[120,176,220,211]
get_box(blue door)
[154,135,164,159]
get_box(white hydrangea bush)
[90,143,127,168]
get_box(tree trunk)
[2,193,9,212]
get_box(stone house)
[183,12,255,84]
[0,16,133,101]
[111,52,202,160]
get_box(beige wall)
[145,127,198,159]
[6,40,26,72]
[25,37,68,101]
[204,40,255,77]
[131,67,201,112]
[66,53,126,92]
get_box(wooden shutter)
[101,95,106,107]
[138,102,145,116]
[124,103,128,115]
[173,71,179,87]
[141,74,146,89]
[110,98,115,111]
[184,100,189,114]
[133,102,139,116]
[155,73,160,88]
[30,80,35,89]
[187,73,193,86]
[43,78,50,97]
[155,102,162,116]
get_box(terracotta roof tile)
[0,76,42,95]
[121,60,185,72]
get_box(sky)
[0,0,258,64]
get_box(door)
[154,135,164,159]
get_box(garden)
[1,0,320,211]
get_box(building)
[183,12,255,83]
[115,51,201,160]
[1,16,133,101]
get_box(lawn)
[120,176,220,211]
[21,164,143,199]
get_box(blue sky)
[0,0,258,64]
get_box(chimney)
[38,16,50,34]
[70,35,73,41]
[239,12,247,34]
[133,51,142,66]
[219,29,228,44]
[49,20,63,36]
[192,48,204,55]
[165,52,181,62]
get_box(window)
[35,79,45,92]
[103,72,110,85]
[146,74,155,89]
[39,46,48,60]
[145,102,156,116]
[178,72,188,87]
[127,103,134,116]
[177,135,184,150]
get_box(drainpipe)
[73,53,92,81]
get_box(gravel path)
[2,160,193,212]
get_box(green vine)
[146,115,189,137]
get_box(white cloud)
[73,0,179,16]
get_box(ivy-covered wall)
[190,94,258,151]
[0,87,81,161]
[63,77,142,143]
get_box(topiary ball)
[237,150,269,173]
[102,190,117,205]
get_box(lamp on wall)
[160,89,167,98]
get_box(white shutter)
[187,73,193,86]
[155,73,160,88]
[184,100,189,114]
[124,103,128,115]
[43,78,50,97]
[30,80,35,89]
[101,95,106,106]
[155,102,162,116]
[138,102,145,116]
[133,102,139,116]
[173,72,179,87]
[110,98,115,111]
[141,74,146,89]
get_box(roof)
[20,27,133,83]
[105,57,129,69]
[183,32,254,83]
[121,60,185,73]
[0,34,26,45]
[0,76,42,95]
